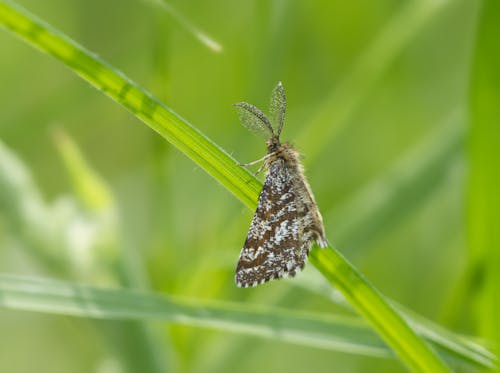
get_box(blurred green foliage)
[469,0,500,352]
[0,0,498,372]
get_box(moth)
[234,82,327,288]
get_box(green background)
[0,0,498,372]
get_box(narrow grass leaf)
[53,129,114,214]
[468,0,500,346]
[0,274,393,358]
[0,273,493,371]
[142,0,222,53]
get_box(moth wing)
[235,159,313,288]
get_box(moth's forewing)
[235,153,322,288]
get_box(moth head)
[266,135,281,153]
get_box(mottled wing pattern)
[235,159,317,287]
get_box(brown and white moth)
[234,82,327,288]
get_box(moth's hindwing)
[235,158,316,288]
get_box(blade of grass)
[0,274,394,358]
[52,129,122,281]
[0,2,450,370]
[468,0,500,346]
[0,273,494,370]
[53,129,114,214]
[141,0,222,53]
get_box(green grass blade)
[469,0,500,346]
[0,2,450,370]
[142,0,222,53]
[0,274,494,369]
[0,274,484,368]
[0,274,393,358]
[53,129,114,214]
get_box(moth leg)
[238,152,275,169]
[254,162,267,176]
[316,235,329,248]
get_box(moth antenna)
[269,81,286,137]
[234,102,274,137]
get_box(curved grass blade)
[0,274,485,368]
[0,274,495,369]
[0,2,450,370]
[143,0,222,53]
[53,129,114,214]
[0,274,393,358]
[468,0,500,346]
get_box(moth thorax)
[266,136,280,153]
